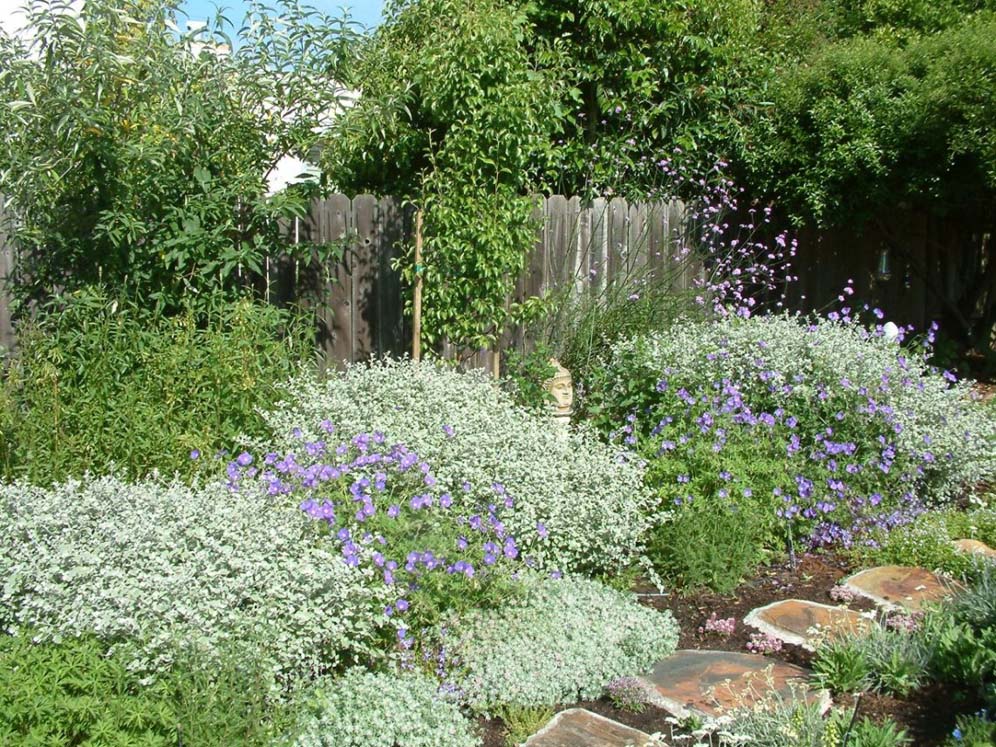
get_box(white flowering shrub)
[442,575,679,714]
[259,359,653,575]
[596,314,996,505]
[290,669,480,747]
[0,476,391,688]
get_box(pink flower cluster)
[746,632,784,655]
[829,585,857,604]
[698,612,737,638]
[885,612,923,633]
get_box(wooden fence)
[285,194,699,365]
[2,194,977,364]
[0,194,700,365]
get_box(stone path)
[520,563,962,745]
[638,649,828,720]
[522,709,651,747]
[952,538,996,559]
[841,565,956,611]
[744,599,873,650]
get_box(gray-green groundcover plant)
[441,575,679,714]
[260,359,655,577]
[0,476,390,690]
[290,669,480,747]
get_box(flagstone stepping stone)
[744,599,874,650]
[638,649,828,720]
[522,708,651,747]
[952,539,996,559]
[842,565,955,611]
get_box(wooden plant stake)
[413,210,423,362]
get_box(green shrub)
[710,695,909,746]
[944,506,996,551]
[0,0,351,313]
[588,315,996,575]
[501,344,557,412]
[945,711,996,746]
[812,636,874,694]
[0,632,291,747]
[259,359,654,577]
[843,716,911,747]
[648,490,772,593]
[438,574,679,714]
[0,475,390,689]
[948,566,996,630]
[290,669,480,747]
[495,705,555,747]
[852,507,996,581]
[851,510,970,576]
[924,614,996,710]
[0,632,177,746]
[0,290,313,484]
[810,570,996,725]
[912,569,996,710]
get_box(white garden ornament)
[543,358,574,426]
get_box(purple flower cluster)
[567,156,800,324]
[884,611,923,633]
[605,676,655,712]
[828,585,857,604]
[225,425,552,632]
[616,327,952,552]
[653,160,799,319]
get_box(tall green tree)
[526,0,760,197]
[325,0,561,352]
[0,0,358,312]
[325,0,762,351]
[743,2,996,347]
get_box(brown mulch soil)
[479,551,961,746]
[638,552,876,670]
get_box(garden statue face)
[544,359,574,418]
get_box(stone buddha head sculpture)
[543,358,574,422]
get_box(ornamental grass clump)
[259,359,653,577]
[532,158,799,401]
[291,669,480,747]
[226,429,538,632]
[436,574,679,714]
[591,314,996,565]
[0,476,389,690]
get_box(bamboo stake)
[412,210,423,362]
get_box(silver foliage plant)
[259,359,655,576]
[444,575,679,714]
[291,669,481,747]
[606,314,996,503]
[0,476,392,689]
